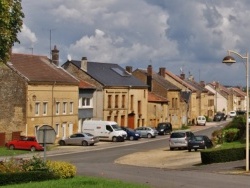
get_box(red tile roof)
[148,92,169,102]
[8,53,79,85]
[79,80,96,89]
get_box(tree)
[0,0,24,63]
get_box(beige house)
[0,48,79,144]
[62,57,148,129]
[132,65,182,129]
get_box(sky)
[13,0,250,87]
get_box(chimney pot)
[51,45,59,66]
[81,57,88,71]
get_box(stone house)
[62,57,148,129]
[0,48,79,145]
[131,65,182,129]
[229,87,247,112]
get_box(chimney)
[200,81,205,87]
[81,57,87,72]
[51,45,59,66]
[147,65,153,91]
[126,66,132,73]
[180,73,185,80]
[159,67,165,78]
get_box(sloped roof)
[68,60,148,88]
[8,53,79,85]
[79,80,96,89]
[230,87,246,97]
[164,70,197,91]
[148,92,169,103]
[184,79,209,93]
[135,68,180,91]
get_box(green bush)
[201,146,246,164]
[211,129,223,145]
[46,160,77,179]
[223,128,240,142]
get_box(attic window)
[111,67,130,77]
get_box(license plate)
[193,145,199,148]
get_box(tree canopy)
[0,0,24,63]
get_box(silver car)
[134,126,158,138]
[169,130,194,150]
[58,133,99,146]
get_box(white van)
[82,120,127,142]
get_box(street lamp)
[222,50,249,171]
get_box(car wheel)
[112,136,117,142]
[129,136,134,141]
[90,143,94,146]
[147,134,152,138]
[170,147,174,151]
[188,149,191,152]
[59,140,65,146]
[194,149,198,151]
[82,141,88,146]
[9,145,15,150]
[30,146,36,152]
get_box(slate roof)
[8,53,79,85]
[135,68,180,91]
[68,60,148,88]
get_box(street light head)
[222,55,236,66]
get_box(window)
[115,95,119,108]
[130,95,134,111]
[56,102,60,115]
[138,100,141,115]
[108,95,112,108]
[69,102,73,114]
[63,102,67,114]
[55,124,59,136]
[208,99,214,106]
[35,102,40,115]
[122,95,125,108]
[34,125,39,136]
[43,102,48,115]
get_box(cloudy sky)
[13,0,250,86]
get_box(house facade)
[62,57,149,129]
[0,49,79,144]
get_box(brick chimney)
[51,45,59,66]
[180,73,185,80]
[147,65,153,91]
[159,67,165,78]
[200,81,205,87]
[126,66,132,73]
[81,57,87,72]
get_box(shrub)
[211,129,223,144]
[46,160,77,179]
[223,128,240,142]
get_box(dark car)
[121,127,140,140]
[187,135,213,152]
[156,122,172,135]
[213,112,226,121]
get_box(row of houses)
[0,46,247,145]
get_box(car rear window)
[170,132,185,138]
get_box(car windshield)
[171,132,185,138]
[194,136,204,141]
[111,124,122,131]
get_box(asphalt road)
[42,120,250,188]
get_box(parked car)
[213,112,226,121]
[58,133,99,146]
[229,111,237,118]
[196,116,206,126]
[121,127,141,140]
[5,136,44,152]
[169,130,194,150]
[156,122,172,135]
[134,126,158,138]
[187,135,213,152]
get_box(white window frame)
[63,102,67,114]
[80,97,92,108]
[43,102,48,115]
[69,102,73,114]
[35,102,40,115]
[56,102,60,115]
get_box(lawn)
[0,175,150,188]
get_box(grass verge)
[0,176,150,188]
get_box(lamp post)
[222,50,249,171]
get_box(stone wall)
[0,64,26,141]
